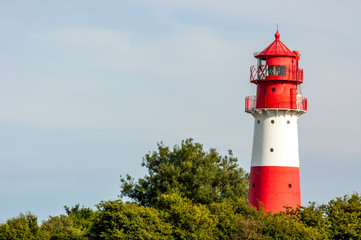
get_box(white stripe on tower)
[251,110,302,168]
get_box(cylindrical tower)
[245,30,307,212]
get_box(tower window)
[270,148,274,152]
[252,184,255,188]
[268,65,286,76]
[287,120,290,124]
[257,58,266,67]
[288,184,292,188]
[272,88,276,92]
[271,120,275,124]
[257,120,260,124]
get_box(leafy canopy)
[120,139,249,206]
[3,139,361,239]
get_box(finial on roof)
[275,28,280,40]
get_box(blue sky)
[1,0,361,222]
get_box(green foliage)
[209,200,264,239]
[64,204,95,232]
[156,193,218,239]
[3,192,361,240]
[296,202,329,238]
[0,212,48,240]
[120,139,249,206]
[41,215,85,240]
[259,210,325,239]
[89,200,173,239]
[286,193,361,239]
[89,194,260,240]
[323,193,361,239]
[41,204,94,240]
[3,140,361,239]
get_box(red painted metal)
[250,65,303,83]
[255,30,297,58]
[248,166,301,212]
[249,30,306,113]
[245,95,307,112]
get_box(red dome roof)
[255,31,297,58]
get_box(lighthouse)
[245,30,307,212]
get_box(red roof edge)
[255,31,297,58]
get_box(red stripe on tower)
[245,30,307,212]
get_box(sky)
[1,0,361,222]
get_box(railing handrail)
[250,65,303,83]
[245,95,307,112]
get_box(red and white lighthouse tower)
[245,30,307,212]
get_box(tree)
[208,199,264,239]
[41,215,84,240]
[156,193,218,239]
[6,139,361,239]
[287,193,361,239]
[259,210,325,239]
[41,205,94,240]
[0,212,49,240]
[120,139,249,206]
[89,200,173,239]
[323,193,361,239]
[64,204,95,233]
[296,202,329,237]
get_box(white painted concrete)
[248,109,305,167]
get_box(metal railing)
[245,95,307,112]
[245,95,257,111]
[250,65,303,83]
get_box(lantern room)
[250,31,303,83]
[246,30,307,112]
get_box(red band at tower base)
[248,166,300,212]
